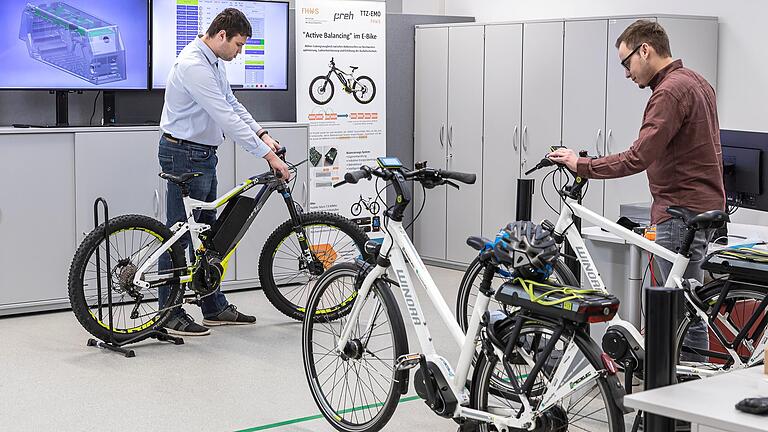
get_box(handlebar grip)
[344,169,370,184]
[439,170,476,185]
[275,147,287,157]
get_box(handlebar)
[333,164,476,189]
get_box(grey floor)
[0,265,637,431]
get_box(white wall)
[444,0,768,225]
[402,0,444,15]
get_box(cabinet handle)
[595,128,603,157]
[522,126,528,152]
[513,125,519,151]
[154,189,160,217]
[606,129,613,154]
[439,125,445,148]
[448,126,454,148]
[302,181,307,203]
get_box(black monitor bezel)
[0,0,152,92]
[149,0,290,91]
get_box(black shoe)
[165,313,211,336]
[202,304,256,326]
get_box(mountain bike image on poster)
[308,57,376,105]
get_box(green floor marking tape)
[236,395,422,431]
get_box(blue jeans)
[654,217,713,362]
[158,136,229,319]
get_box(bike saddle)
[466,236,491,251]
[666,206,729,230]
[350,66,358,71]
[159,172,203,185]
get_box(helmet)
[493,221,559,281]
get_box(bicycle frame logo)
[574,245,601,290]
[309,57,376,105]
[396,269,422,325]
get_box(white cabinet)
[414,26,449,261]
[446,25,485,264]
[234,125,309,282]
[482,23,522,237]
[563,19,608,222]
[0,134,75,309]
[74,131,162,243]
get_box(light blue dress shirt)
[160,36,270,157]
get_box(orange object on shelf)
[644,226,657,241]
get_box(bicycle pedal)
[395,353,422,371]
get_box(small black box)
[209,195,258,254]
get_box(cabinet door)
[604,18,655,223]
[563,20,608,222]
[234,126,309,282]
[482,24,523,237]
[413,27,448,260]
[657,18,718,88]
[0,134,75,305]
[446,25,485,264]
[521,21,564,225]
[74,131,161,244]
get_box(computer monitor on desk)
[720,129,768,212]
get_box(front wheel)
[350,202,363,216]
[352,76,376,104]
[309,76,334,105]
[303,262,408,432]
[258,211,369,321]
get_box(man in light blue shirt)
[158,8,290,336]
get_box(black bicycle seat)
[667,206,729,230]
[350,66,358,71]
[159,172,203,185]
[467,236,490,251]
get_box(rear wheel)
[68,214,186,344]
[302,263,407,432]
[258,211,368,321]
[471,318,625,431]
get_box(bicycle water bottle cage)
[495,278,619,324]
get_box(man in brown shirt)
[548,20,725,362]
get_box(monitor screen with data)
[151,0,288,90]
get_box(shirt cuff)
[576,157,592,177]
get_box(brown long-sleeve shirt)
[576,60,725,224]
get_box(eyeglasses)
[621,44,643,71]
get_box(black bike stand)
[86,198,185,358]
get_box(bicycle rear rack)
[86,197,184,357]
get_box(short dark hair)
[615,20,672,58]
[206,8,252,39]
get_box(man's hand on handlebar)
[265,151,291,180]
[547,147,579,172]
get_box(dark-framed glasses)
[621,44,643,71]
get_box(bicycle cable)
[404,181,427,232]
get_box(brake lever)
[445,180,460,189]
[333,180,347,188]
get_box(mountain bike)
[456,151,766,385]
[68,148,369,344]
[301,157,626,431]
[350,194,380,216]
[309,57,376,105]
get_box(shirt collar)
[649,59,683,90]
[194,36,219,66]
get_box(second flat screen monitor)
[152,0,288,90]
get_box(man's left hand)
[262,134,282,153]
[547,148,579,172]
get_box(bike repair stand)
[86,197,184,358]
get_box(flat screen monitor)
[0,0,149,90]
[720,129,768,212]
[152,0,288,90]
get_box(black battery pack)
[208,195,258,254]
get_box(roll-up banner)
[296,0,386,238]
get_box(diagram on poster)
[296,0,386,237]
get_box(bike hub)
[534,404,568,432]
[114,259,137,291]
[308,259,326,276]
[341,339,364,361]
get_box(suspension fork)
[280,183,315,263]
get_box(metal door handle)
[606,129,613,154]
[448,126,454,148]
[513,125,519,151]
[522,126,528,151]
[154,189,160,217]
[595,128,603,157]
[439,125,445,148]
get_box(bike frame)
[130,174,303,291]
[554,196,768,371]
[334,219,601,429]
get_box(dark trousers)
[158,136,228,318]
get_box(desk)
[624,366,768,432]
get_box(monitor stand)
[12,91,72,128]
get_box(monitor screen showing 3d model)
[151,0,288,90]
[0,0,149,90]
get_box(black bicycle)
[68,148,369,344]
[309,57,376,105]
[350,194,380,216]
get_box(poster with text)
[296,0,386,238]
